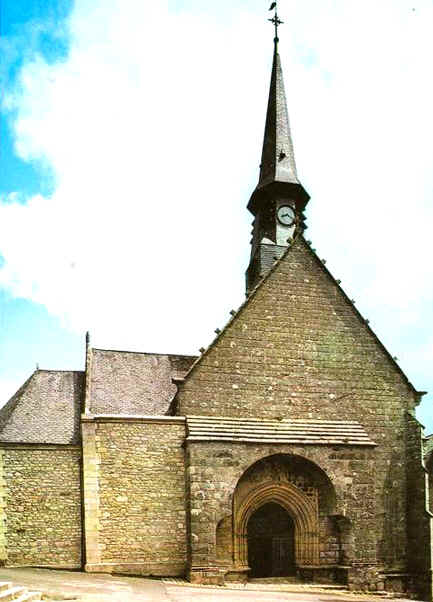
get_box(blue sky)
[0,0,70,194]
[0,0,432,430]
[0,0,84,393]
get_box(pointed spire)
[247,16,309,215]
[258,44,299,189]
[245,6,311,293]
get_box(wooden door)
[248,536,272,577]
[247,503,296,577]
[272,536,294,576]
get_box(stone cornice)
[81,414,186,424]
[0,442,80,449]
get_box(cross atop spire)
[268,2,283,47]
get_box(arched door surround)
[234,480,320,568]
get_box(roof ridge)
[36,369,84,374]
[93,347,197,359]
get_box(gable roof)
[179,234,420,399]
[0,370,84,445]
[0,348,197,444]
[88,348,196,415]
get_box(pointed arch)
[234,480,319,567]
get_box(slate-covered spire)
[258,45,299,189]
[247,28,309,216]
[245,8,310,294]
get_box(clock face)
[277,205,295,226]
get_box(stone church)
[0,21,432,601]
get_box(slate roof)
[186,416,376,446]
[257,47,299,188]
[247,46,309,214]
[0,349,196,444]
[89,349,196,415]
[0,370,84,444]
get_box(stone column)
[186,443,225,585]
[81,419,102,571]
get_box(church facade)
[0,26,432,601]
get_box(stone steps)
[163,576,350,593]
[0,581,41,601]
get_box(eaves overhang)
[247,180,310,215]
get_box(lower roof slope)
[89,349,196,415]
[0,370,84,444]
[0,349,197,444]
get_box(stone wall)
[406,414,432,601]
[177,239,419,576]
[186,442,377,586]
[427,459,433,515]
[0,445,82,568]
[83,417,187,576]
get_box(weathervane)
[268,2,283,46]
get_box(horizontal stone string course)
[187,416,365,424]
[82,414,186,423]
[188,426,372,435]
[188,427,372,434]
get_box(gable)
[176,237,417,428]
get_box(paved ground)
[0,568,416,602]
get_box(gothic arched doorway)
[247,502,295,577]
[234,479,319,569]
[232,454,338,576]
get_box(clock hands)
[277,205,296,227]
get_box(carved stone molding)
[233,480,319,567]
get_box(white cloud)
[1,0,432,421]
[1,0,270,352]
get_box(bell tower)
[246,5,310,294]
